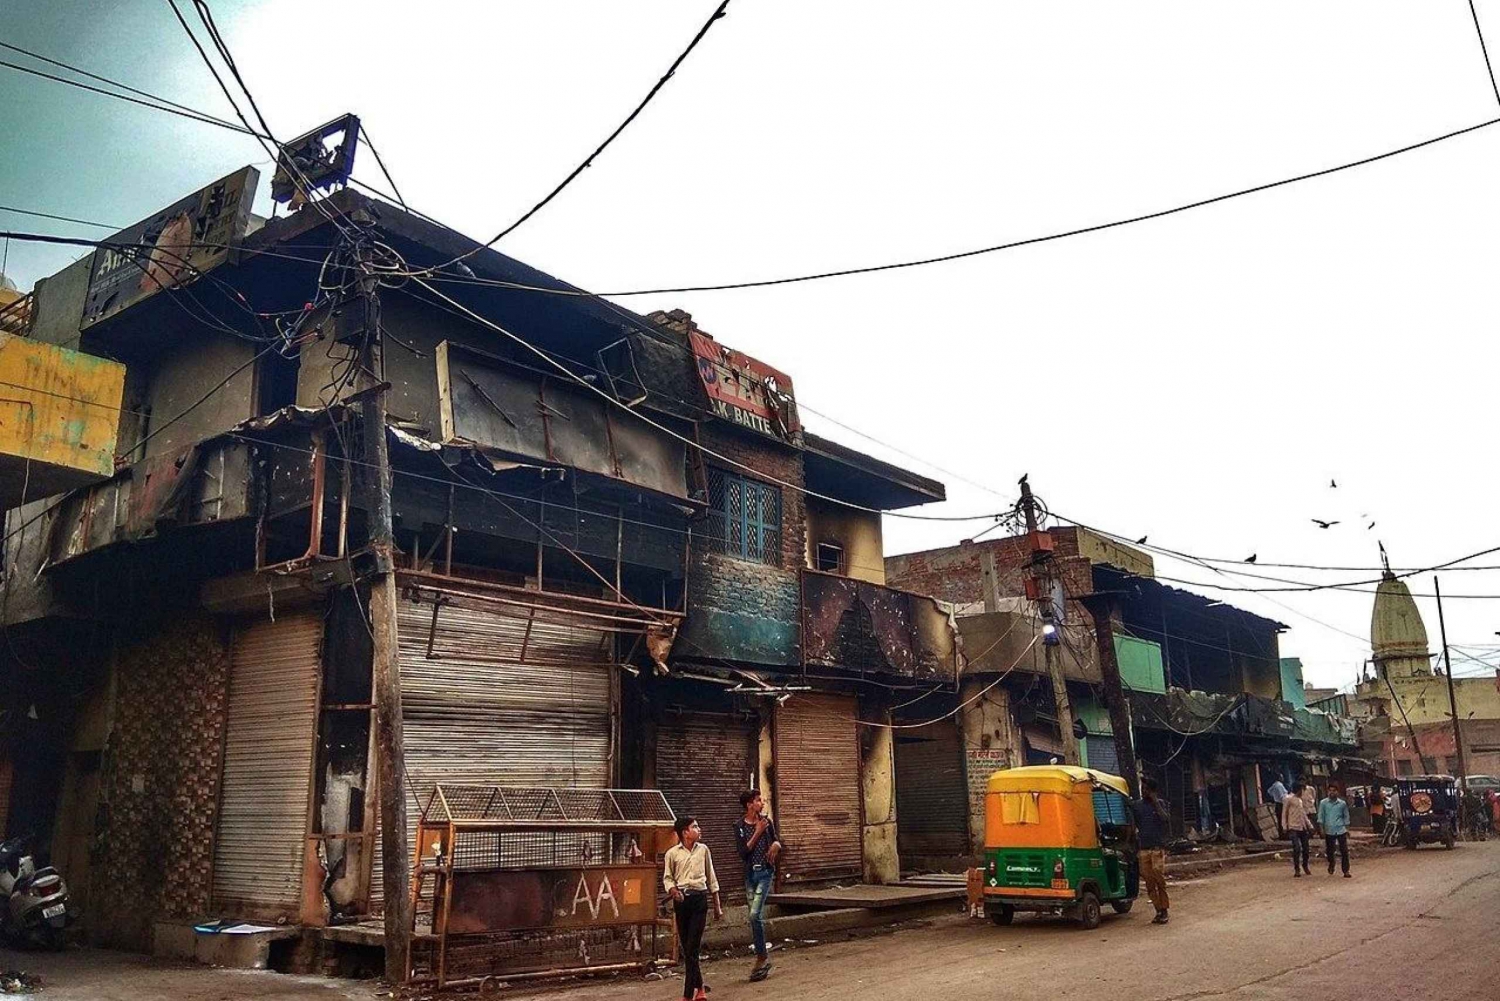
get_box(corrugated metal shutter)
[213,612,322,915]
[774,694,862,883]
[1086,735,1120,776]
[656,716,757,904]
[371,594,614,909]
[894,721,968,859]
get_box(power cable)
[0,56,261,135]
[0,204,120,231]
[1471,0,1500,108]
[358,125,407,210]
[424,0,733,275]
[421,115,1500,294]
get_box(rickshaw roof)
[987,765,1131,797]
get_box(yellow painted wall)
[805,497,885,584]
[0,333,124,480]
[1357,673,1500,726]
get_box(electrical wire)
[0,204,119,231]
[0,56,261,135]
[358,125,407,210]
[423,0,733,275]
[1470,0,1500,108]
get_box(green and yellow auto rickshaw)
[982,765,1138,930]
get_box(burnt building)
[0,168,951,957]
[887,526,1361,848]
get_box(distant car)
[1462,775,1500,792]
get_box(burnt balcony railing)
[800,569,959,682]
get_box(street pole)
[1434,576,1467,787]
[352,236,412,982]
[1019,478,1078,765]
[1082,593,1141,795]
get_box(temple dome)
[1371,574,1430,672]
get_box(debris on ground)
[0,971,42,995]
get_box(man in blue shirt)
[1130,777,1172,925]
[1317,786,1352,877]
[734,790,782,981]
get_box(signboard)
[81,166,260,329]
[688,330,799,440]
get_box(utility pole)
[1082,593,1141,795]
[352,231,412,982]
[1434,576,1467,787]
[1019,477,1078,766]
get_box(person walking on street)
[1282,781,1313,877]
[1131,777,1172,925]
[734,790,782,982]
[1369,783,1387,836]
[663,816,722,1001]
[1267,777,1289,837]
[1318,786,1352,878]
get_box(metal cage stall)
[407,785,678,989]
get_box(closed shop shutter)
[894,721,968,859]
[774,694,862,883]
[656,716,757,904]
[1085,735,1120,776]
[213,612,323,916]
[372,594,615,909]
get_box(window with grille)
[704,467,782,565]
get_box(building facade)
[0,171,953,956]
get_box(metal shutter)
[774,694,862,883]
[656,716,757,904]
[1086,735,1120,776]
[894,721,968,859]
[213,612,323,916]
[371,594,614,909]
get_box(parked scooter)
[0,835,75,949]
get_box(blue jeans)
[745,866,774,958]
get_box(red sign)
[688,331,799,440]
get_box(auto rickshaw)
[1393,774,1458,850]
[982,765,1138,930]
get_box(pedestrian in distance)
[1131,776,1172,925]
[734,789,782,982]
[1266,777,1289,837]
[663,816,722,1001]
[1368,782,1387,836]
[1318,786,1352,878]
[1282,781,1314,877]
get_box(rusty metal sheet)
[801,571,957,680]
[774,694,862,883]
[446,865,658,934]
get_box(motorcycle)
[0,835,75,949]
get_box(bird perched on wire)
[1136,535,1148,545]
[1245,554,1258,563]
[1311,519,1340,529]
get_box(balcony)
[800,569,960,682]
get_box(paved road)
[3,841,1495,1000]
[538,839,1500,1001]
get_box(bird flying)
[1330,479,1338,488]
[1311,519,1340,529]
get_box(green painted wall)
[1115,634,1166,694]
[1280,657,1306,709]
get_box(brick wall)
[91,616,231,950]
[886,528,1093,622]
[679,423,806,667]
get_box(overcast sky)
[4,1,1500,690]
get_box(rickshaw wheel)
[989,904,1015,926]
[1110,898,1134,915]
[1076,891,1102,931]
[1443,829,1456,849]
